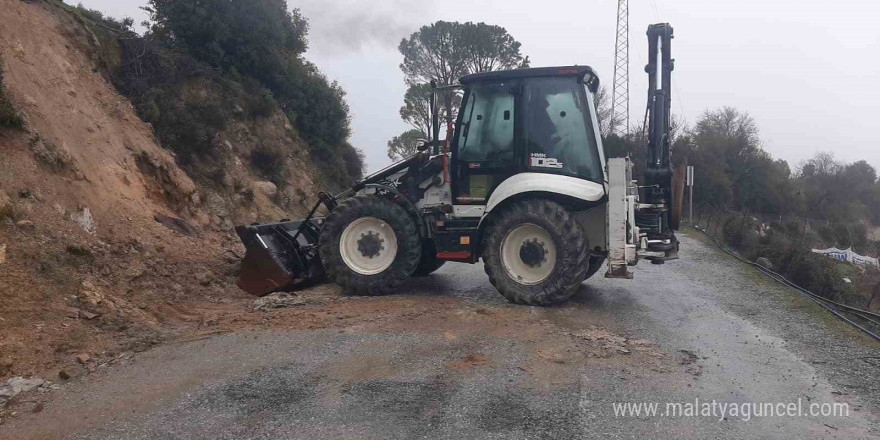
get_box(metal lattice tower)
[610,0,629,135]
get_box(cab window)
[457,82,515,163]
[524,76,602,181]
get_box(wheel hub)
[519,239,547,267]
[339,217,399,275]
[500,223,557,285]
[357,231,384,258]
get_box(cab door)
[451,81,521,205]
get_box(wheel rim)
[500,223,556,285]
[339,217,399,275]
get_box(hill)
[0,0,349,380]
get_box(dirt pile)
[0,0,322,387]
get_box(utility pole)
[610,0,630,135]
[687,165,694,225]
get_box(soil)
[0,0,297,386]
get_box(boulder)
[252,180,278,198]
[15,220,35,233]
[79,279,106,306]
[0,377,45,404]
[755,257,774,271]
[70,206,96,234]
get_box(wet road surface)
[4,232,879,439]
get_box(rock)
[79,279,105,306]
[755,257,774,271]
[253,181,278,198]
[252,292,306,311]
[197,270,214,286]
[11,41,26,60]
[63,307,81,318]
[0,377,45,400]
[58,365,84,380]
[78,310,99,320]
[154,214,196,237]
[75,353,90,364]
[70,206,96,234]
[0,192,13,218]
[15,220,35,233]
[0,244,6,265]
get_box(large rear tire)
[482,199,589,305]
[318,195,422,296]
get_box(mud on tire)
[318,195,422,295]
[482,199,590,305]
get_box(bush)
[144,0,359,186]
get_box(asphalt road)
[4,232,879,439]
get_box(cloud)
[295,0,432,55]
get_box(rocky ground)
[0,232,877,439]
[0,0,323,390]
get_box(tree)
[387,129,425,161]
[459,22,529,73]
[399,83,433,137]
[398,21,527,127]
[594,86,616,138]
[145,0,308,88]
[143,0,362,186]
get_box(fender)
[484,173,606,213]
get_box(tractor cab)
[439,66,606,208]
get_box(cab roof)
[459,65,599,92]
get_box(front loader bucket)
[234,218,324,297]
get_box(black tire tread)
[318,195,422,296]
[482,199,589,305]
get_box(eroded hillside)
[0,0,329,379]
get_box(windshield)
[523,76,602,181]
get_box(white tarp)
[811,247,879,268]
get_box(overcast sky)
[76,0,880,174]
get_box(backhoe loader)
[235,23,680,305]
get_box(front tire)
[482,199,590,305]
[318,195,422,295]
